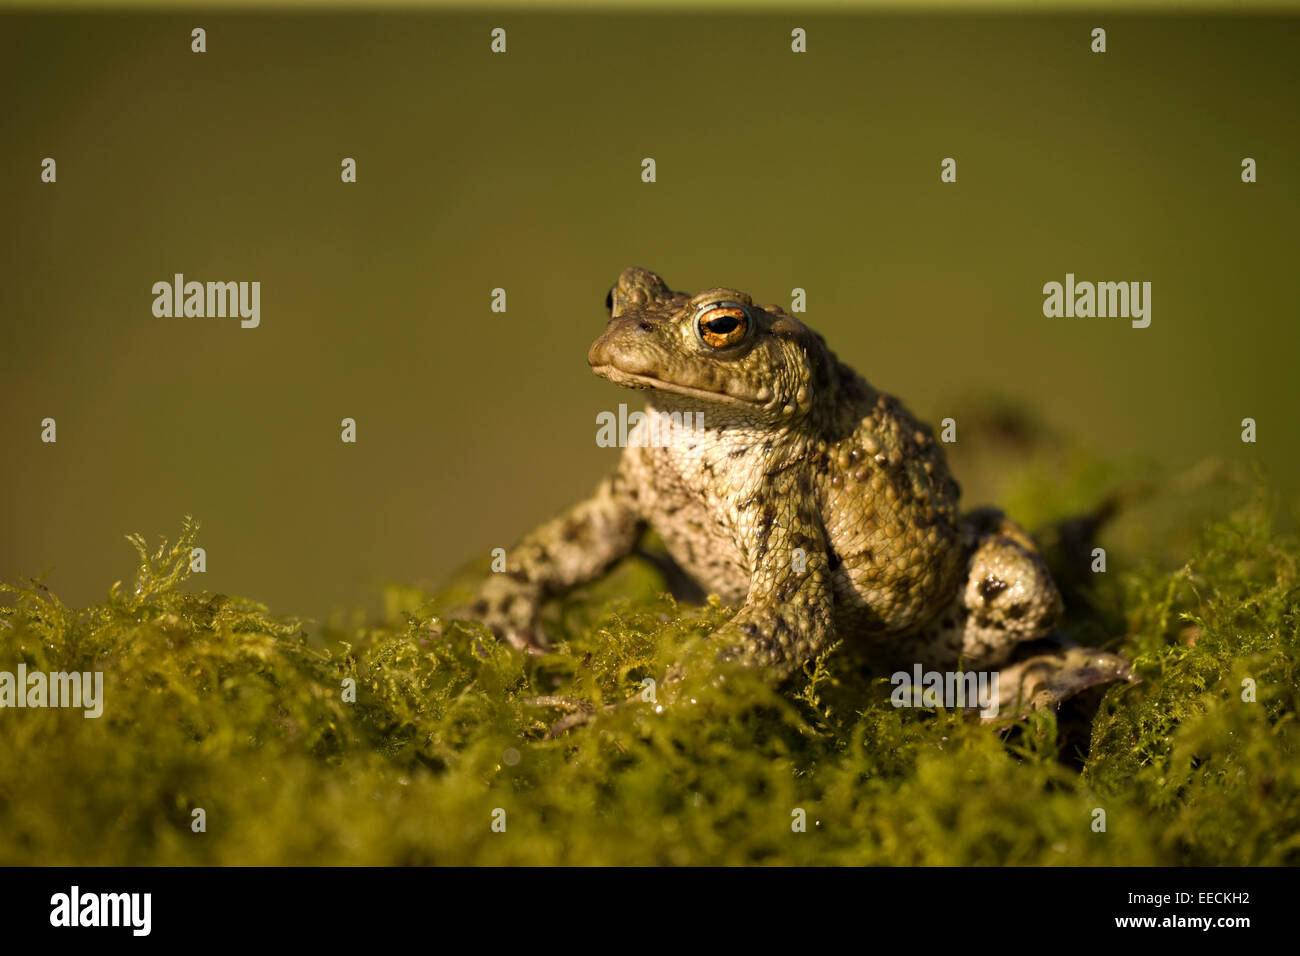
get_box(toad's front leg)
[459,468,644,651]
[713,491,836,672]
[533,480,836,738]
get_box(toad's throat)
[591,365,762,408]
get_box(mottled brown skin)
[461,267,1069,682]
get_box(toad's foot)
[446,573,547,653]
[983,645,1136,723]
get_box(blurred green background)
[1,10,1297,625]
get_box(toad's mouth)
[590,365,760,409]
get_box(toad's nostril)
[638,321,653,332]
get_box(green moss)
[2,481,1297,865]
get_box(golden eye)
[697,303,750,349]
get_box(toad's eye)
[696,303,751,349]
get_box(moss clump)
[1,484,1297,865]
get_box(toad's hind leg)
[955,506,1064,668]
[904,507,1062,670]
[901,507,1133,716]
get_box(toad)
[458,267,1130,715]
